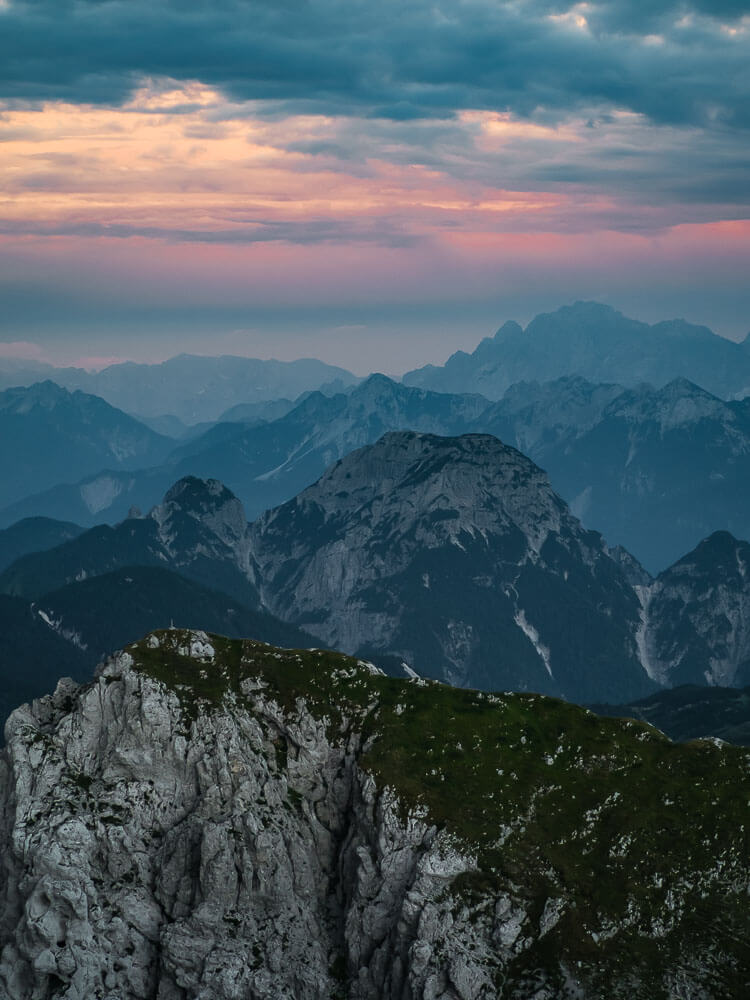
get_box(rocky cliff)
[249,431,650,703]
[1,630,748,999]
[641,531,750,688]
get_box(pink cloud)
[68,355,129,371]
[0,340,45,360]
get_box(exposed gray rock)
[640,531,750,688]
[249,430,651,703]
[0,643,488,1000]
[1,631,748,999]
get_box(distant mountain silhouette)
[403,301,750,399]
[0,355,358,424]
[0,517,84,573]
[0,382,173,510]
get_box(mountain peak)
[341,429,536,478]
[680,529,745,563]
[161,476,244,519]
[265,428,562,557]
[0,380,71,413]
[352,372,400,397]
[492,319,523,341]
[660,376,716,399]
[156,477,248,553]
[251,430,650,700]
[562,300,620,318]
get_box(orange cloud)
[0,84,575,248]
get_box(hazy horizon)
[1,296,748,378]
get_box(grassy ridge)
[132,630,750,997]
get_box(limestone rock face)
[1,631,749,1000]
[249,431,649,703]
[0,640,488,1000]
[639,531,750,688]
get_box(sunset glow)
[0,0,748,368]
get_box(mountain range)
[5,371,749,573]
[2,300,749,998]
[404,300,750,400]
[0,374,489,530]
[0,354,358,424]
[3,433,749,710]
[472,374,750,570]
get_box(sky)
[0,0,749,374]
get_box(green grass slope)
[131,631,750,998]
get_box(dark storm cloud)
[1,0,749,128]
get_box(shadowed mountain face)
[0,595,90,737]
[0,381,173,510]
[0,517,84,573]
[33,566,314,662]
[403,301,750,400]
[472,375,750,571]
[592,683,750,746]
[248,431,652,703]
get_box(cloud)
[0,1,748,130]
[0,92,746,248]
[0,339,44,360]
[0,217,424,248]
[0,0,747,363]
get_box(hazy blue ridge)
[0,354,359,424]
[0,381,173,510]
[0,516,84,573]
[3,368,750,573]
[403,301,750,400]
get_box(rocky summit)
[0,475,258,610]
[0,630,748,999]
[249,430,650,703]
